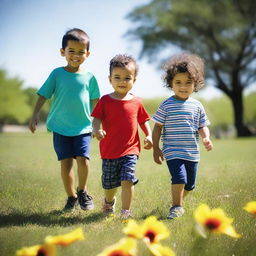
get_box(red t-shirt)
[91,94,150,159]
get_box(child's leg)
[76,156,90,191]
[121,180,134,210]
[183,160,198,200]
[104,188,118,202]
[171,184,185,206]
[60,158,76,197]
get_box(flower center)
[37,249,46,256]
[205,218,221,230]
[145,230,156,243]
[109,250,126,256]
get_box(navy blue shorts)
[166,159,198,191]
[53,132,91,161]
[102,155,139,189]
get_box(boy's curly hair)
[163,52,205,92]
[109,54,139,77]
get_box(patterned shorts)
[102,155,139,189]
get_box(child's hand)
[203,138,213,151]
[144,136,153,150]
[153,147,164,164]
[92,129,106,141]
[29,116,39,133]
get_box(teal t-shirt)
[38,67,100,136]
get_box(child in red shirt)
[91,54,153,219]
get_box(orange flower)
[243,201,256,216]
[194,204,241,238]
[45,227,85,246]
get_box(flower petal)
[96,237,137,256]
[45,228,85,246]
[16,244,56,256]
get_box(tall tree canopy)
[126,0,256,136]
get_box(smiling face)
[60,40,90,72]
[109,63,136,98]
[171,72,195,100]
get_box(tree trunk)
[230,89,252,137]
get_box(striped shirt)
[152,96,210,162]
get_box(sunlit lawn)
[0,132,255,255]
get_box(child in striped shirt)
[152,52,213,219]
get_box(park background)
[0,0,256,255]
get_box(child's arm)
[139,121,153,150]
[199,126,213,151]
[28,95,46,133]
[91,99,99,111]
[92,117,106,141]
[152,123,164,164]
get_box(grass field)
[0,132,255,256]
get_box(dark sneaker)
[167,206,185,219]
[63,196,78,211]
[77,189,94,210]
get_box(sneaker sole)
[80,204,94,211]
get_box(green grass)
[0,132,256,255]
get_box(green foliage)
[0,133,255,255]
[0,70,31,125]
[126,0,256,136]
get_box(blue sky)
[0,0,224,99]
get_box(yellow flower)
[194,204,241,238]
[141,216,170,244]
[16,244,56,256]
[96,237,137,256]
[45,227,85,246]
[123,216,170,244]
[123,219,142,239]
[147,243,176,256]
[243,201,256,216]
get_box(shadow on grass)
[0,210,105,227]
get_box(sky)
[0,0,225,99]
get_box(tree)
[0,69,31,130]
[126,0,256,136]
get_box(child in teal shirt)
[29,28,100,211]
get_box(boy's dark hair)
[62,28,90,50]
[109,54,139,77]
[163,52,205,92]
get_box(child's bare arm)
[152,123,164,164]
[199,126,213,151]
[92,117,106,141]
[28,95,46,133]
[139,121,153,150]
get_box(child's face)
[171,72,195,100]
[109,64,136,97]
[60,40,90,71]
